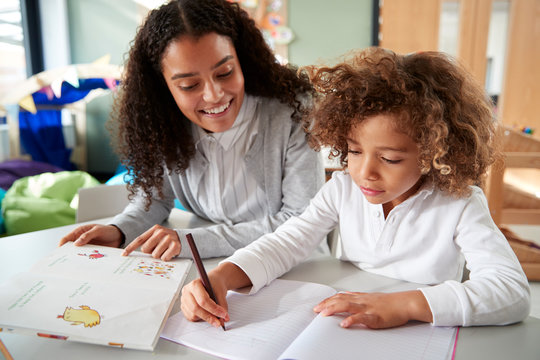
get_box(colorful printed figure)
[78,250,105,260]
[58,305,101,328]
[132,260,176,279]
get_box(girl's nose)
[358,157,378,180]
[202,80,224,103]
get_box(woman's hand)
[122,224,180,261]
[313,290,433,329]
[180,262,251,327]
[59,224,124,248]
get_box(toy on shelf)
[519,126,535,135]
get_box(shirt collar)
[391,178,435,210]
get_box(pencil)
[0,337,14,360]
[185,233,226,331]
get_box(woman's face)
[161,32,245,133]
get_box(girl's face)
[161,32,245,133]
[346,114,423,215]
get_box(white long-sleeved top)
[226,171,531,327]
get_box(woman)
[60,0,324,260]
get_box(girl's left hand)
[313,290,433,329]
[122,224,181,261]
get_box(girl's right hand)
[180,262,252,327]
[59,224,124,248]
[180,275,230,328]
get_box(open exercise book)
[161,279,458,360]
[0,242,191,351]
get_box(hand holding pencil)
[184,233,227,330]
[180,234,253,328]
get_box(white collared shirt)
[226,170,530,327]
[185,95,267,225]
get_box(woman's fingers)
[122,225,181,260]
[122,229,151,256]
[59,224,95,246]
[60,224,122,248]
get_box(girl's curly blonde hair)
[302,47,500,197]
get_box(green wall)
[67,0,139,175]
[289,0,373,66]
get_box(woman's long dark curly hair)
[109,0,312,208]
[302,47,500,197]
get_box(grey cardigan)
[111,96,324,258]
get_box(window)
[0,0,27,102]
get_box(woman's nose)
[202,80,224,103]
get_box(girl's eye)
[348,150,361,155]
[382,157,402,164]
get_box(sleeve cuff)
[419,281,464,326]
[221,250,270,295]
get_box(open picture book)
[0,242,191,351]
[161,279,458,360]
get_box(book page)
[280,314,457,360]
[0,273,178,350]
[31,243,191,289]
[161,279,336,360]
[0,243,192,351]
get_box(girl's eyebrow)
[346,137,408,152]
[346,137,360,145]
[170,55,234,80]
[377,146,408,153]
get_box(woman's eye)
[348,150,361,155]
[179,83,198,91]
[217,69,233,78]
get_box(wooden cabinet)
[379,0,540,138]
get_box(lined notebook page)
[161,279,336,360]
[280,315,457,360]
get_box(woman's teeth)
[203,102,230,114]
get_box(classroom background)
[0,0,538,280]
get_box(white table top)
[1,209,539,359]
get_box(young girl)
[180,47,530,329]
[59,0,323,260]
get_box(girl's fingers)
[181,280,229,325]
[340,312,380,328]
[180,292,222,327]
[314,293,365,315]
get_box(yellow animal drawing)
[58,305,101,328]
